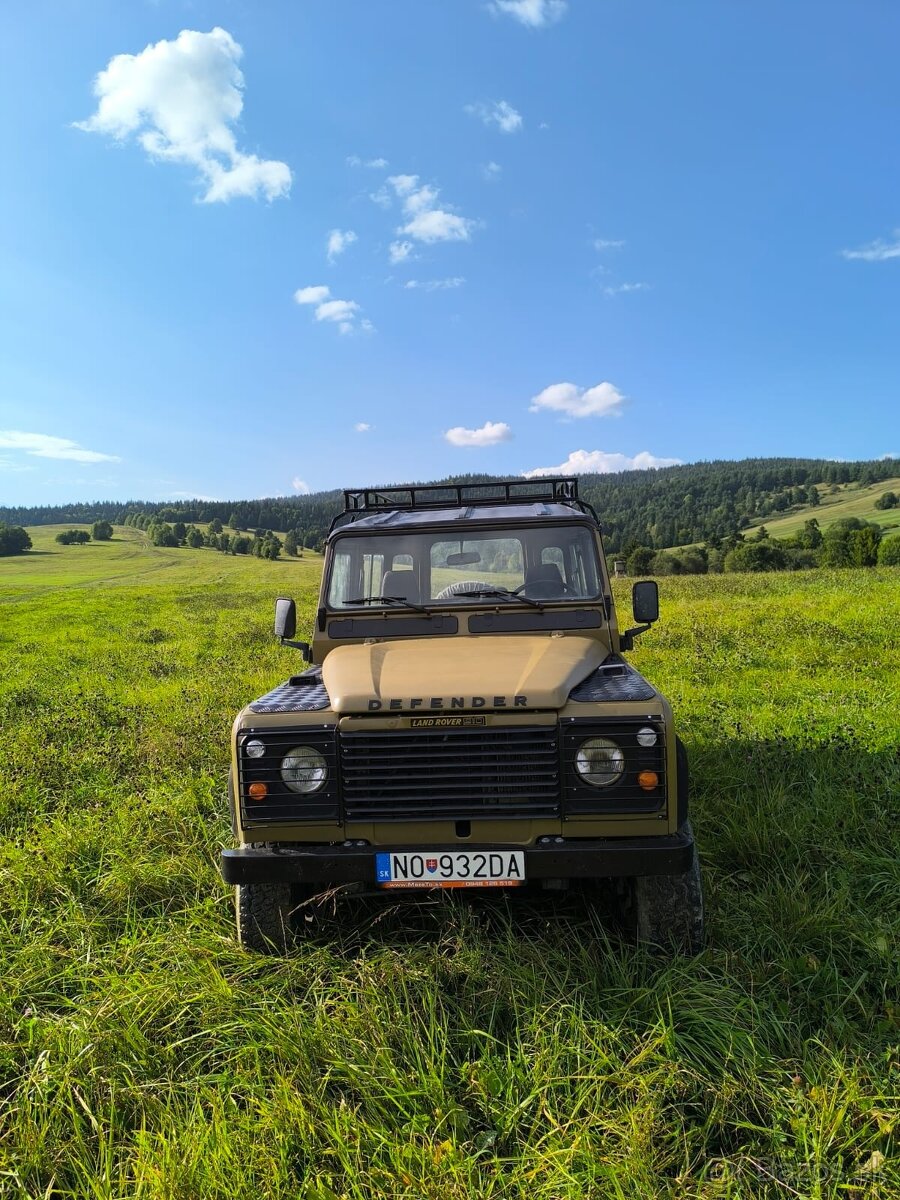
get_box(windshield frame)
[323,517,605,613]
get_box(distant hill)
[4,456,899,554]
[744,476,900,540]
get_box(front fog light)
[636,727,658,747]
[575,737,625,787]
[281,746,327,794]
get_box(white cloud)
[529,382,627,420]
[387,174,419,196]
[326,228,357,262]
[388,240,414,263]
[466,100,523,133]
[444,421,512,447]
[292,478,311,494]
[404,277,465,291]
[75,28,291,203]
[603,282,650,297]
[0,430,120,463]
[315,299,360,325]
[482,161,502,181]
[170,490,220,501]
[524,449,681,477]
[386,174,477,247]
[402,209,475,243]
[841,233,900,262]
[354,422,372,433]
[593,238,625,251]
[294,285,331,305]
[490,0,567,27]
[347,155,388,168]
[294,284,367,334]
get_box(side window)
[567,538,600,597]
[329,551,351,605]
[392,553,414,571]
[362,553,385,597]
[568,543,588,596]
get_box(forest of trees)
[625,518,900,576]
[2,456,899,556]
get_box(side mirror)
[274,596,311,661]
[632,580,659,624]
[275,596,297,640]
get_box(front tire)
[625,822,704,955]
[236,881,295,954]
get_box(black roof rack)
[343,477,578,513]
[331,477,599,531]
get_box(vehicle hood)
[321,635,606,713]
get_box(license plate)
[375,850,526,889]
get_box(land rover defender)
[221,478,703,953]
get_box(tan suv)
[221,479,703,954]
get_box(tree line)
[2,457,899,555]
[624,517,900,576]
[122,513,297,559]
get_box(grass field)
[0,529,897,1197]
[746,476,900,540]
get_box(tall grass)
[0,534,897,1197]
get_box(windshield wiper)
[343,595,427,613]
[469,587,544,610]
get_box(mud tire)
[236,881,296,954]
[626,822,705,955]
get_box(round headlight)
[281,746,327,794]
[636,726,658,747]
[245,739,266,758]
[575,737,625,787]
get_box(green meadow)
[0,528,897,1198]
[746,476,900,540]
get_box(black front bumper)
[221,830,693,886]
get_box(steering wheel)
[434,580,496,600]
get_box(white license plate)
[375,850,525,889]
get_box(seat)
[523,563,570,599]
[381,570,421,604]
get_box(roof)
[329,502,595,535]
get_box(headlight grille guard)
[560,717,667,815]
[237,726,340,826]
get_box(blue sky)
[1,0,898,507]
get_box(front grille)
[561,719,667,813]
[340,726,561,821]
[238,727,340,825]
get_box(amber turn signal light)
[637,770,659,791]
[248,782,268,801]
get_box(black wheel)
[235,880,296,954]
[623,822,705,955]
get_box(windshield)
[327,525,602,608]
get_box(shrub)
[0,522,31,555]
[724,541,788,572]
